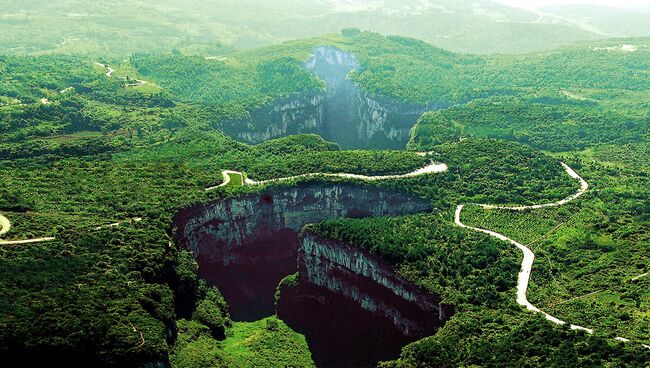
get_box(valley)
[0,15,648,368]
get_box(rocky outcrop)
[174,183,432,321]
[175,183,431,266]
[274,230,451,367]
[223,46,450,149]
[353,90,450,149]
[174,183,451,366]
[297,231,451,337]
[220,90,324,144]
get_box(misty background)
[0,0,649,55]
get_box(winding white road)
[456,166,648,348]
[0,212,56,245]
[94,62,115,77]
[95,62,149,87]
[3,151,645,348]
[205,158,448,191]
[458,163,591,330]
[480,163,589,211]
[206,170,245,190]
[209,159,647,349]
[0,213,10,236]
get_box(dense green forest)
[128,31,650,119]
[3,31,649,141]
[308,212,649,367]
[409,92,650,151]
[1,27,648,368]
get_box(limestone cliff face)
[296,231,451,337]
[221,90,324,144]
[174,183,432,266]
[222,46,450,149]
[305,46,452,149]
[354,90,450,149]
[174,184,449,366]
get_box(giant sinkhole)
[175,183,452,367]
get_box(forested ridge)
[409,92,650,152]
[0,29,648,367]
[3,32,649,147]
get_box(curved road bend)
[205,157,448,191]
[209,160,647,349]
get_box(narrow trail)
[554,290,604,306]
[210,160,647,349]
[0,237,57,245]
[94,217,143,230]
[3,151,645,348]
[94,62,149,87]
[0,211,141,245]
[94,62,115,77]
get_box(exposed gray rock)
[222,46,451,149]
[298,231,450,337]
[174,183,432,266]
[174,183,450,366]
[221,90,325,143]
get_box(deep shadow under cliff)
[175,183,452,367]
[222,46,448,149]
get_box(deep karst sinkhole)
[222,46,449,149]
[174,183,453,367]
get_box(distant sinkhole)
[174,183,451,367]
[223,46,443,150]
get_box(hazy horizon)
[1,1,649,367]
[493,0,650,10]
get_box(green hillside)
[0,26,648,368]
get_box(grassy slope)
[170,317,313,368]
[221,317,314,368]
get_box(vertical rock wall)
[220,91,325,144]
[274,231,452,367]
[221,46,450,149]
[174,184,451,366]
[174,183,432,266]
[297,231,451,337]
[173,183,433,321]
